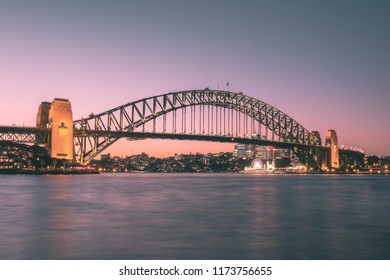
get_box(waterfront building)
[0,151,15,169]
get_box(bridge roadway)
[0,125,47,134]
[0,125,322,150]
[77,130,323,150]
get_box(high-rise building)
[325,129,339,169]
[255,145,267,159]
[233,144,255,159]
[48,98,74,160]
[234,143,291,163]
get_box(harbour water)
[0,173,389,259]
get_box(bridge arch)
[73,89,321,168]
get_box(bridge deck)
[0,125,323,150]
[74,130,323,150]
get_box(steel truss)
[73,89,322,169]
[0,126,47,144]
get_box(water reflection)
[46,176,75,258]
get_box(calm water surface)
[0,173,389,259]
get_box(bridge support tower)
[36,98,74,160]
[325,129,339,169]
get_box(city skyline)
[1,1,389,156]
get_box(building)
[101,153,111,162]
[0,151,15,169]
[233,144,255,159]
[254,145,267,159]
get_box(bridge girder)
[73,89,322,170]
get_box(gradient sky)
[1,0,389,157]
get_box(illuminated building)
[325,129,339,169]
[255,145,267,159]
[0,153,15,169]
[233,144,255,159]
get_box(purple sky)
[1,0,389,156]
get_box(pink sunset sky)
[1,1,389,157]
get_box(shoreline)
[1,169,388,175]
[0,169,99,175]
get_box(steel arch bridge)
[73,89,324,170]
